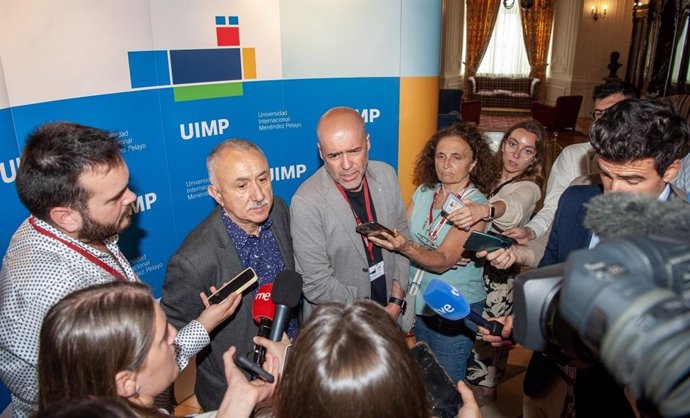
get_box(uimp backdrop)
[0,0,441,414]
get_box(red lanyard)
[29,217,128,282]
[427,180,470,241]
[335,176,376,262]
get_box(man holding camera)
[485,99,689,418]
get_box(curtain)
[477,4,531,76]
[464,0,501,92]
[520,0,556,101]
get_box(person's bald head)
[317,107,367,146]
[316,107,370,191]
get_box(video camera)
[512,193,690,418]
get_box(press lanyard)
[29,217,128,282]
[335,176,376,262]
[427,180,470,241]
[488,178,517,199]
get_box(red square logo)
[216,27,240,47]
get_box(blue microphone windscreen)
[422,279,470,321]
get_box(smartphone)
[233,352,275,383]
[207,267,258,305]
[410,342,462,418]
[463,230,516,252]
[442,193,465,214]
[355,221,394,236]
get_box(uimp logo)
[356,108,381,123]
[270,164,307,181]
[127,15,256,102]
[1,157,20,184]
[180,118,230,140]
[131,193,158,213]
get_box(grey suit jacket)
[290,161,410,319]
[161,198,293,411]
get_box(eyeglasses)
[504,138,536,160]
[414,232,438,250]
[590,109,605,120]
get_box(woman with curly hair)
[368,123,493,382]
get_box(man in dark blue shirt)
[161,139,295,411]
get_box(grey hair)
[206,139,266,186]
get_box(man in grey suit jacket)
[291,107,409,320]
[162,139,294,411]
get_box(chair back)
[438,89,463,114]
[555,95,583,130]
[460,100,481,124]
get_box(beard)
[78,208,131,243]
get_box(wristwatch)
[388,296,407,315]
[484,203,495,221]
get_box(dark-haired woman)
[368,123,493,383]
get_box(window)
[476,4,531,76]
[671,17,690,83]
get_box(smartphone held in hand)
[233,352,275,383]
[207,267,258,305]
[463,230,516,252]
[355,221,394,236]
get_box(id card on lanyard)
[334,177,385,281]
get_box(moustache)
[249,200,269,210]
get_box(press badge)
[369,261,384,281]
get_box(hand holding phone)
[410,342,462,417]
[233,352,275,383]
[355,221,394,236]
[463,230,516,252]
[207,267,258,305]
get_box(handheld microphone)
[268,270,303,341]
[251,284,275,365]
[423,279,509,339]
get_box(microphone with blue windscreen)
[423,278,511,340]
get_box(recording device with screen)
[511,193,690,418]
[463,230,515,252]
[355,221,394,236]
[207,267,258,305]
